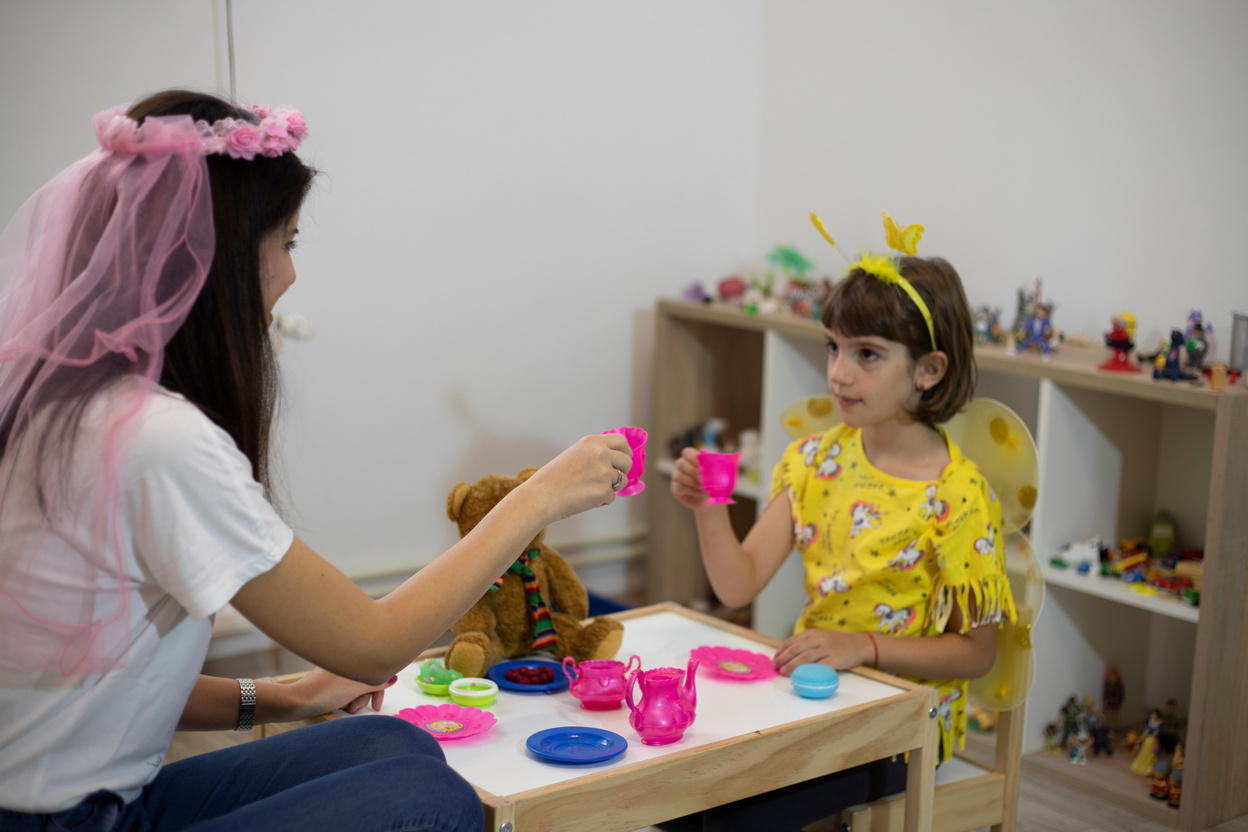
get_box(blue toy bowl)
[791,664,840,699]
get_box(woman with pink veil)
[0,90,632,832]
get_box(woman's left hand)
[772,629,873,676]
[283,667,398,721]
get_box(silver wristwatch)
[235,677,257,731]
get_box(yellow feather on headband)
[848,252,902,284]
[808,210,938,351]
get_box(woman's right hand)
[522,433,634,524]
[670,446,710,510]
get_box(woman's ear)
[915,351,949,392]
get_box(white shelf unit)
[646,298,1248,831]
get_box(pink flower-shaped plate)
[397,703,497,741]
[690,645,779,681]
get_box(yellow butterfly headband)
[809,210,938,352]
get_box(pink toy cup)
[562,655,641,710]
[697,451,741,505]
[603,426,647,496]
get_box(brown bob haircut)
[821,256,976,426]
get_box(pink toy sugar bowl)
[562,655,641,710]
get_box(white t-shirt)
[0,382,293,813]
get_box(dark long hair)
[0,90,315,506]
[822,257,976,426]
[126,90,317,495]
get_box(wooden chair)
[834,704,1025,832]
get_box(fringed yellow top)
[770,424,1017,762]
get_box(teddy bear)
[442,467,625,679]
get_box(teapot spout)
[685,658,699,708]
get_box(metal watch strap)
[235,677,257,732]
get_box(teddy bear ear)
[446,482,472,521]
[517,467,539,483]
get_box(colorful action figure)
[1154,329,1198,381]
[1099,313,1140,372]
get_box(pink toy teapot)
[562,655,641,710]
[625,658,698,745]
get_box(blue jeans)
[0,717,483,832]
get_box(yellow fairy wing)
[779,395,841,440]
[968,531,1044,711]
[809,212,837,249]
[882,210,924,256]
[943,398,1039,533]
[967,614,1036,712]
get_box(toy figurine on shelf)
[717,275,747,305]
[1123,728,1141,756]
[1043,723,1060,754]
[1090,713,1114,757]
[1158,698,1185,756]
[1059,695,1081,749]
[1010,278,1059,357]
[1016,306,1056,357]
[1185,320,1209,370]
[1168,745,1184,808]
[1103,666,1125,728]
[682,281,712,304]
[753,245,823,321]
[1185,310,1213,367]
[1149,757,1173,800]
[1099,312,1140,372]
[1131,708,1164,775]
[667,417,730,459]
[972,305,1005,345]
[1154,329,1198,381]
[1069,728,1091,765]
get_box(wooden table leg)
[481,796,515,832]
[903,688,939,832]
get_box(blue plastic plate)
[487,659,570,692]
[526,727,628,764]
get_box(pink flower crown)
[95,103,307,160]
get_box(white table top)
[356,609,907,797]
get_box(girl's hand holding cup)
[671,446,712,510]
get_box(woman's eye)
[284,240,298,252]
[859,349,878,361]
[825,340,838,355]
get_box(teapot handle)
[625,668,642,713]
[625,654,641,675]
[562,656,579,681]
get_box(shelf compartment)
[1022,748,1180,828]
[1039,563,1199,623]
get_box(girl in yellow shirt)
[667,252,1016,832]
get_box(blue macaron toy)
[791,664,840,699]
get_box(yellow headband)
[809,210,938,352]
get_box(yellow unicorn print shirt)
[770,423,1017,762]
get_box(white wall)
[4,1,1245,585]
[0,1,762,581]
[754,1,1248,360]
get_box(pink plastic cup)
[697,451,741,505]
[604,426,647,496]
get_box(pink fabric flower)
[98,116,141,154]
[261,137,288,158]
[263,119,289,138]
[251,103,274,118]
[284,111,307,138]
[226,125,262,160]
